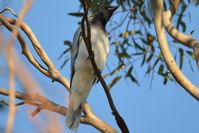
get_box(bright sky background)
[0,0,199,133]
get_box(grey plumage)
[66,4,118,131]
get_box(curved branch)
[163,0,199,66]
[0,88,117,133]
[0,15,50,76]
[0,12,117,133]
[0,7,18,17]
[153,0,199,101]
[0,15,70,90]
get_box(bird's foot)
[95,69,102,77]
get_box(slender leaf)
[158,64,164,74]
[179,48,184,69]
[108,76,122,90]
[68,12,84,17]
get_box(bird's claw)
[95,69,102,76]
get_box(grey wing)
[70,27,82,88]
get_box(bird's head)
[91,4,118,27]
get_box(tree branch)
[80,0,129,133]
[153,0,199,101]
[163,0,199,66]
[0,15,51,76]
[5,1,32,132]
[0,9,117,133]
[0,88,117,133]
[0,15,70,91]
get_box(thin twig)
[0,7,18,17]
[0,15,50,76]
[5,1,32,133]
[80,0,129,132]
[15,102,25,106]
[6,38,16,133]
[0,15,70,91]
[31,107,42,117]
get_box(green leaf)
[68,12,84,17]
[146,66,151,74]
[119,30,141,38]
[60,58,70,69]
[146,53,153,63]
[126,66,133,77]
[140,9,151,25]
[179,48,184,69]
[141,52,146,66]
[150,44,155,52]
[57,48,70,60]
[126,66,139,85]
[103,64,125,78]
[158,64,164,74]
[180,21,186,32]
[176,4,187,31]
[132,52,143,56]
[108,76,122,90]
[151,54,161,70]
[118,52,131,59]
[135,43,145,52]
[163,72,173,85]
[186,50,195,59]
[133,39,145,52]
[109,64,125,76]
[129,75,139,85]
[64,40,72,46]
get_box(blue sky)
[0,0,199,133]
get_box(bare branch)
[80,0,129,132]
[5,1,32,132]
[153,0,199,101]
[0,15,70,90]
[5,43,16,133]
[163,0,199,66]
[0,15,50,77]
[0,7,117,133]
[0,7,18,17]
[0,88,117,133]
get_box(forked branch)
[0,8,117,133]
[163,0,199,66]
[0,88,116,132]
[153,0,199,101]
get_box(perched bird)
[66,4,118,131]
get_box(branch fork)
[0,6,118,133]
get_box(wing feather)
[70,28,82,89]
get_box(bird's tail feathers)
[66,104,83,131]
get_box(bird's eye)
[103,5,109,9]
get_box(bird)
[66,4,118,131]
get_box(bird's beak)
[108,6,119,13]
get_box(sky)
[0,0,199,133]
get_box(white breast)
[74,25,109,73]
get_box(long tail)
[66,103,83,131]
[66,71,95,131]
